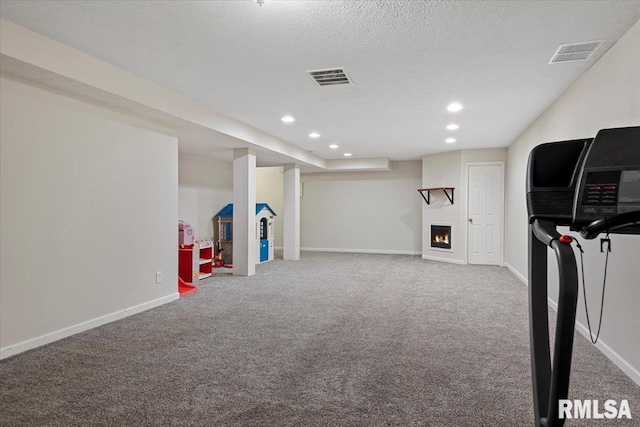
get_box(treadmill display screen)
[618,170,640,213]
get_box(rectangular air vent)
[548,40,605,64]
[306,68,352,86]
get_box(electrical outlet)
[156,271,162,283]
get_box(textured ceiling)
[2,1,640,161]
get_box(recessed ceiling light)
[281,115,295,123]
[344,152,352,157]
[447,103,463,112]
[446,138,456,144]
[309,132,320,138]
[329,144,339,149]
[446,124,459,130]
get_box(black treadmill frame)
[529,220,578,427]
[526,126,640,426]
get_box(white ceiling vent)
[548,40,605,64]
[306,68,352,86]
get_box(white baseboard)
[573,319,640,386]
[0,292,180,360]
[505,264,640,387]
[421,254,466,265]
[301,247,421,256]
[505,262,528,285]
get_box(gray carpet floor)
[1,252,638,426]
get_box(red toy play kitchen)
[178,221,213,284]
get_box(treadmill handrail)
[532,220,561,247]
[529,220,579,427]
[580,211,640,240]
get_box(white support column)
[283,164,301,261]
[233,148,256,276]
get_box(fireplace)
[431,224,452,250]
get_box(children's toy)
[178,277,197,296]
[179,240,213,283]
[213,203,277,265]
[178,220,194,246]
[214,251,225,268]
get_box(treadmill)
[526,126,640,427]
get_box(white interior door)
[467,163,504,265]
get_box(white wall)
[0,76,179,357]
[178,152,233,241]
[256,167,284,248]
[300,161,422,254]
[506,20,640,382]
[422,148,507,263]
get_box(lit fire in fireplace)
[431,225,452,250]
[433,232,450,244]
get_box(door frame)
[464,161,505,266]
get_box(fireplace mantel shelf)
[418,187,455,205]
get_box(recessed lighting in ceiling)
[446,124,459,130]
[281,115,295,123]
[329,144,339,149]
[309,132,320,138]
[446,138,456,144]
[447,103,463,112]
[344,153,352,157]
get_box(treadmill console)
[527,125,639,427]
[572,127,640,233]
